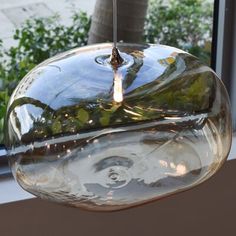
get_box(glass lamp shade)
[5,43,232,211]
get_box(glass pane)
[144,0,215,66]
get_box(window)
[144,0,215,66]
[0,0,235,197]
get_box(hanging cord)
[113,0,117,48]
[110,0,124,67]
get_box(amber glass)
[5,43,232,211]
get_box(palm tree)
[88,0,149,44]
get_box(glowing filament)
[113,73,123,103]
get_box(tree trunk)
[88,0,148,44]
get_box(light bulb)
[113,72,123,103]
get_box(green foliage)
[144,0,213,65]
[0,11,91,142]
[1,11,91,86]
[76,109,89,124]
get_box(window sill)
[1,135,236,205]
[0,177,34,204]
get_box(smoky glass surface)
[5,43,232,211]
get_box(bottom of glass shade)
[14,117,226,211]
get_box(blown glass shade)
[5,43,232,211]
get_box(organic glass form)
[5,43,232,211]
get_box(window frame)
[213,0,236,129]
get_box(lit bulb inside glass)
[113,72,123,103]
[5,43,232,211]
